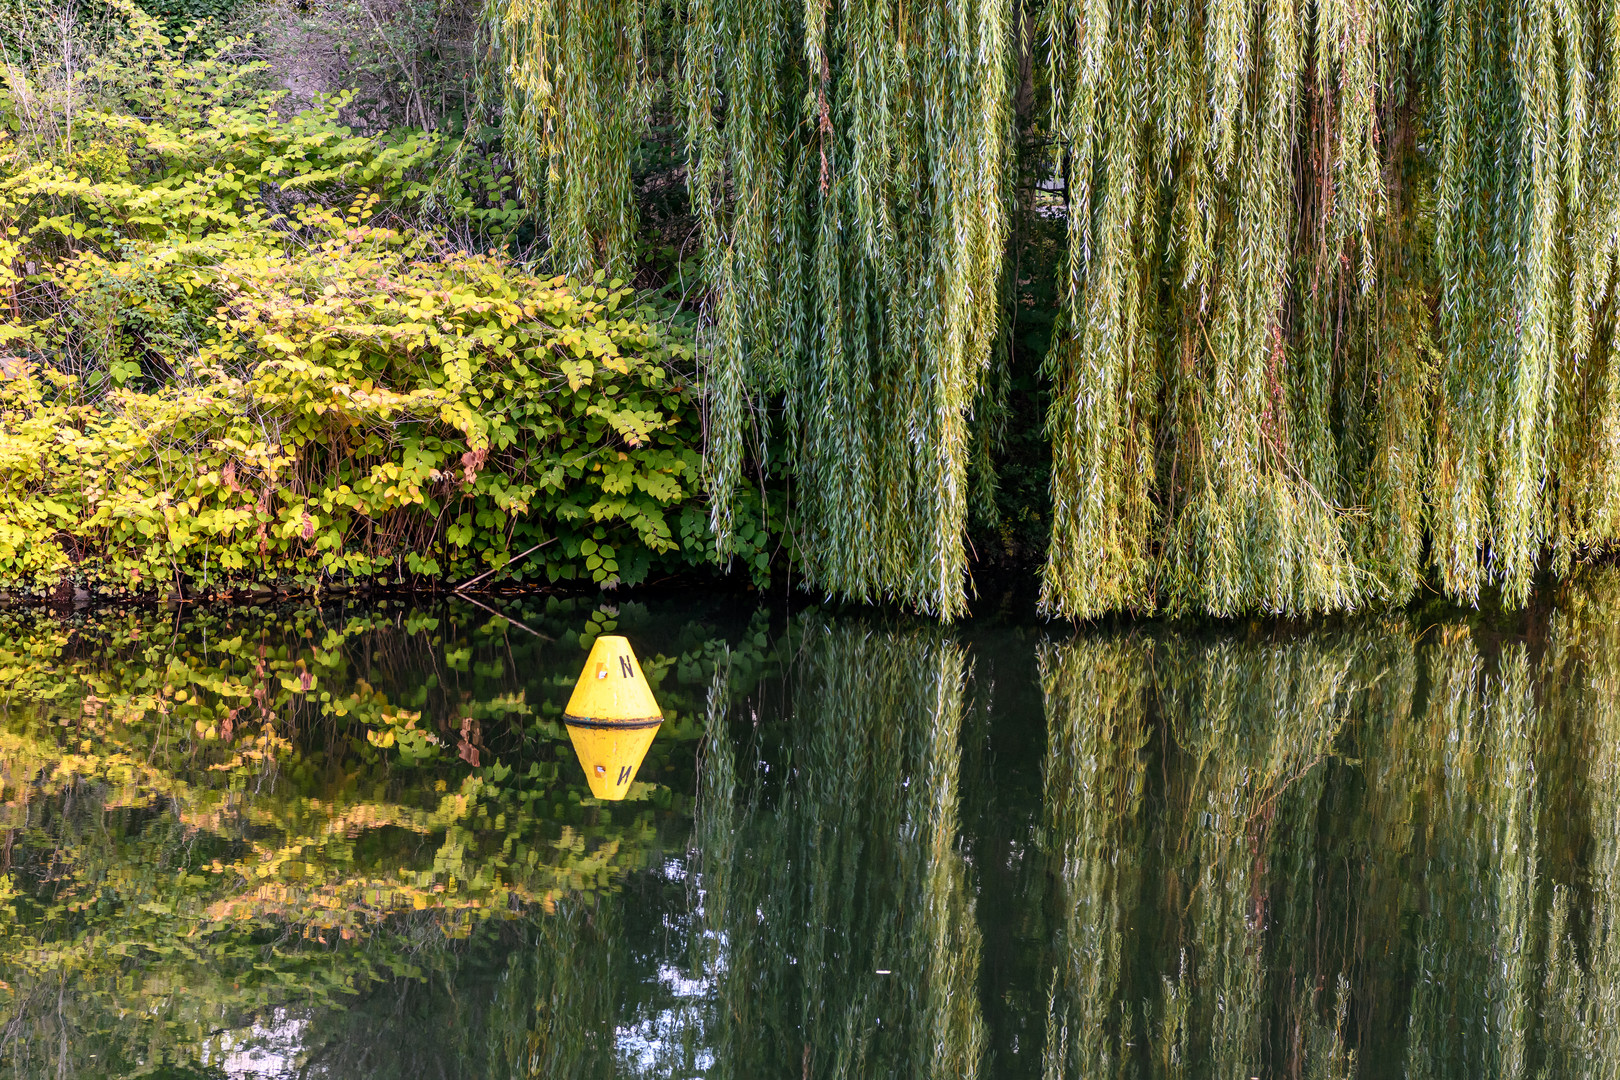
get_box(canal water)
[1,575,1617,1078]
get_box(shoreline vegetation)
[0,5,763,604]
[8,0,1620,620]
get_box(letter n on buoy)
[563,635,662,800]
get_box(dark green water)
[2,577,1618,1078]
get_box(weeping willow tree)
[678,0,1620,618]
[483,0,649,276]
[483,0,1620,617]
[686,0,1012,617]
[1041,0,1620,618]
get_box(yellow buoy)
[562,635,662,801]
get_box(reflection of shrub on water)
[0,597,754,1076]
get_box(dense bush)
[0,228,713,593]
[0,3,757,597]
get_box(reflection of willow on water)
[1535,573,1620,1078]
[1158,631,1376,1080]
[1393,636,1538,1080]
[695,619,986,1079]
[1040,628,1396,1079]
[1037,572,1620,1079]
[1366,585,1620,1080]
[1362,586,1620,1080]
[1038,637,1149,1080]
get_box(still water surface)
[1,578,1617,1078]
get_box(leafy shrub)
[1,213,710,592]
[0,2,727,596]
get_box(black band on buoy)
[563,715,663,729]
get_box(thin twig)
[452,538,555,592]
[458,593,553,640]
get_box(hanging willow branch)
[1040,0,1620,618]
[687,0,1012,618]
[485,0,648,276]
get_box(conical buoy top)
[563,635,661,725]
[563,635,661,800]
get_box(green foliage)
[30,0,1620,617]
[0,2,729,596]
[0,596,767,1074]
[686,0,1012,617]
